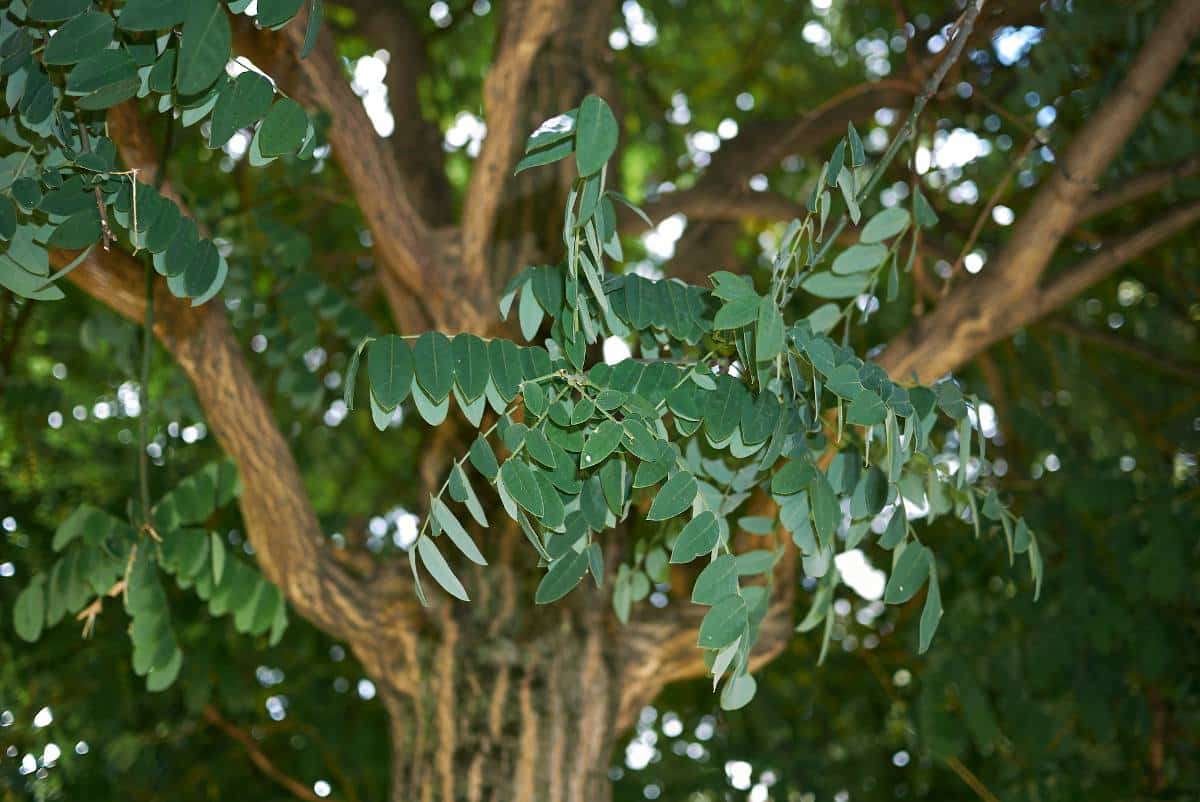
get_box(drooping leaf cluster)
[1,0,321,303]
[347,97,1038,710]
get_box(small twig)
[943,755,1002,802]
[76,120,115,250]
[202,706,330,802]
[941,134,1038,295]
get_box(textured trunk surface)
[364,534,622,802]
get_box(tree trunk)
[370,533,622,802]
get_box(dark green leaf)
[670,511,720,564]
[14,575,45,642]
[698,594,747,649]
[755,296,785,362]
[367,335,413,410]
[47,210,101,250]
[118,0,187,31]
[884,543,929,604]
[44,12,115,66]
[452,334,489,402]
[416,537,469,602]
[414,331,454,402]
[918,550,942,653]
[209,71,274,149]
[499,459,544,518]
[258,0,304,28]
[514,138,572,174]
[647,471,697,521]
[257,99,308,157]
[28,0,92,22]
[177,0,231,95]
[535,546,590,604]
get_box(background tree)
[2,1,1198,801]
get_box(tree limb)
[1035,199,1200,317]
[203,705,329,802]
[57,246,375,643]
[232,14,452,331]
[1043,319,1200,384]
[460,0,569,295]
[1075,155,1200,222]
[339,0,455,225]
[880,0,1200,383]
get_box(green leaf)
[845,389,885,426]
[879,504,906,549]
[210,532,226,583]
[452,334,489,402]
[581,419,623,468]
[47,210,101,250]
[300,0,323,59]
[517,281,543,341]
[599,457,626,516]
[670,511,720,563]
[913,186,939,228]
[367,335,413,411]
[209,71,274,148]
[257,99,308,157]
[499,459,544,518]
[713,295,759,330]
[719,673,756,711]
[884,543,929,604]
[414,332,455,402]
[647,471,697,521]
[734,550,777,575]
[416,537,469,602]
[771,459,816,496]
[44,12,115,65]
[810,471,839,550]
[514,138,573,174]
[430,497,486,566]
[860,207,910,244]
[827,140,845,186]
[118,0,187,31]
[698,594,747,649]
[13,575,46,642]
[28,0,92,22]
[469,435,499,481]
[67,48,139,108]
[692,555,737,605]
[755,296,785,362]
[574,94,619,176]
[526,110,577,152]
[522,428,557,469]
[832,243,888,275]
[801,271,870,299]
[0,198,16,242]
[177,0,231,96]
[847,121,865,166]
[258,0,304,27]
[535,546,590,604]
[487,339,523,400]
[918,551,943,653]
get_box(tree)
[2,1,1198,801]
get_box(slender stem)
[784,0,986,307]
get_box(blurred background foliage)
[2,0,1198,800]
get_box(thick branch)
[58,247,374,643]
[880,0,1200,383]
[1075,154,1200,223]
[340,0,455,225]
[460,0,569,293]
[233,14,451,331]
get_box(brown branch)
[203,706,328,802]
[58,245,376,643]
[1076,155,1200,223]
[880,0,1200,383]
[460,0,569,295]
[633,187,808,231]
[944,755,1002,802]
[1035,199,1200,316]
[232,13,453,331]
[338,0,455,225]
[1043,319,1200,384]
